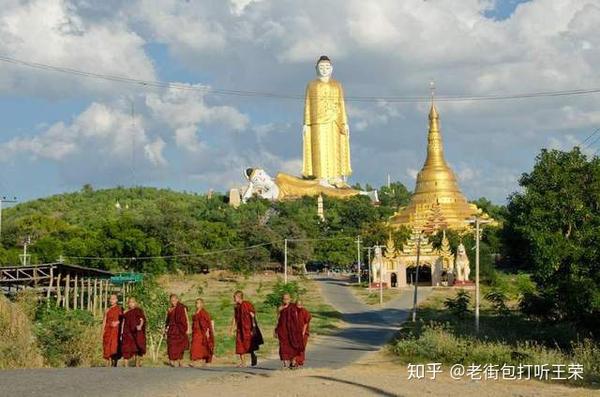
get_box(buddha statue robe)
[302,79,352,182]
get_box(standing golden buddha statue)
[302,55,352,187]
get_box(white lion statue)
[454,243,471,282]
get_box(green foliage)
[0,182,412,274]
[505,148,600,330]
[378,182,411,209]
[34,304,101,367]
[392,324,599,385]
[485,289,510,315]
[263,279,307,308]
[128,278,169,362]
[443,290,471,318]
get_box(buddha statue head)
[315,55,333,80]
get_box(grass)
[390,285,600,387]
[157,271,342,365]
[350,284,404,305]
[0,293,44,368]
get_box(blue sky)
[0,0,598,205]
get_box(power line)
[582,127,600,146]
[2,55,600,103]
[64,242,277,261]
[62,235,356,262]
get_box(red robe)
[121,307,147,359]
[166,303,189,360]
[275,303,304,361]
[190,309,214,362]
[295,307,312,366]
[234,301,255,354]
[102,305,122,360]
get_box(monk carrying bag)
[251,317,264,349]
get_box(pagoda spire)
[424,80,445,168]
[389,81,485,231]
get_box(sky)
[0,0,599,204]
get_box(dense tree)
[506,148,600,330]
[1,181,413,274]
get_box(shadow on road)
[309,375,402,397]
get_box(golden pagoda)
[390,95,481,231]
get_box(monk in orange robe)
[275,293,304,368]
[166,294,190,367]
[102,294,122,367]
[295,299,312,366]
[190,298,214,366]
[121,297,146,367]
[229,290,257,367]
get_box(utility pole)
[0,196,17,240]
[19,235,31,266]
[356,236,362,284]
[365,246,373,291]
[468,215,491,333]
[411,232,423,322]
[373,244,387,306]
[284,238,288,284]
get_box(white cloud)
[3,0,600,202]
[0,0,155,98]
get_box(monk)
[274,293,304,368]
[165,294,189,367]
[229,290,257,367]
[102,294,122,367]
[121,297,146,367]
[295,299,312,366]
[190,298,215,366]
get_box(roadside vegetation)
[0,272,340,368]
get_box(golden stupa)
[390,97,480,231]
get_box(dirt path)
[167,352,597,397]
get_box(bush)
[128,278,169,362]
[35,304,101,367]
[443,290,471,318]
[0,295,43,368]
[485,289,510,315]
[264,279,307,308]
[392,323,599,386]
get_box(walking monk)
[275,293,304,368]
[295,299,312,366]
[165,294,189,367]
[190,298,214,366]
[229,290,257,367]
[121,297,146,367]
[102,294,122,367]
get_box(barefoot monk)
[102,294,122,367]
[165,294,190,367]
[275,293,304,368]
[121,297,146,367]
[229,290,257,367]
[190,298,214,366]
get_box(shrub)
[35,304,101,367]
[264,279,307,308]
[128,278,169,362]
[0,295,43,368]
[485,289,510,315]
[443,290,471,318]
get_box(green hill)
[0,184,409,274]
